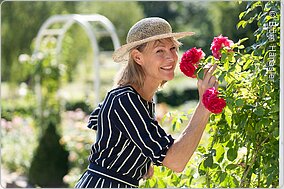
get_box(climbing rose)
[202,87,226,114]
[179,47,205,78]
[210,35,234,59]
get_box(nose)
[165,50,176,62]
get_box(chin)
[167,73,175,80]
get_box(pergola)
[32,14,121,113]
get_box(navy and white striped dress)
[75,85,174,188]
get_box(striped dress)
[75,85,174,188]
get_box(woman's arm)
[162,64,217,172]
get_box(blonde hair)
[113,38,182,89]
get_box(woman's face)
[138,39,179,84]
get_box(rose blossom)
[180,62,197,78]
[202,87,226,114]
[179,47,205,78]
[210,34,234,59]
[205,97,226,114]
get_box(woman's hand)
[143,164,154,180]
[197,64,218,101]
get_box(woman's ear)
[131,49,144,65]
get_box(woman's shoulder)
[110,85,136,96]
[108,85,139,102]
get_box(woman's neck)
[133,79,160,102]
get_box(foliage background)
[0,1,280,188]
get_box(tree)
[76,1,144,46]
[1,1,76,83]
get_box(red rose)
[202,87,219,105]
[180,47,205,78]
[181,47,205,65]
[180,62,198,78]
[202,87,226,114]
[210,35,234,59]
[205,97,226,114]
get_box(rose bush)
[179,35,233,114]
[141,1,280,188]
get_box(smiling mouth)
[160,65,173,70]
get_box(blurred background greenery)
[1,1,260,187]
[1,1,257,85]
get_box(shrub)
[28,114,69,187]
[1,116,36,174]
[141,1,280,188]
[65,100,93,114]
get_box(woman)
[75,17,218,188]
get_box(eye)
[170,46,177,51]
[156,49,164,53]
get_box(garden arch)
[32,14,121,113]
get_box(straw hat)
[112,17,195,63]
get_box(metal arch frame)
[32,14,121,111]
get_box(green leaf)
[228,65,236,73]
[271,104,279,112]
[238,37,249,44]
[226,164,238,170]
[239,11,246,19]
[226,140,234,148]
[226,97,234,109]
[237,20,247,29]
[197,68,204,80]
[219,172,227,183]
[228,52,236,63]
[142,180,150,187]
[224,75,232,84]
[266,174,273,187]
[235,99,244,107]
[221,52,227,63]
[214,143,225,163]
[227,148,238,161]
[198,161,206,175]
[157,179,167,188]
[253,107,265,116]
[238,45,245,49]
[172,121,177,131]
[197,146,206,154]
[251,1,262,10]
[180,114,187,120]
[224,60,229,71]
[243,104,254,110]
[166,168,173,176]
[225,107,233,124]
[171,173,179,185]
[217,71,226,83]
[212,163,220,170]
[232,175,239,187]
[148,178,157,187]
[204,156,213,168]
[243,60,252,70]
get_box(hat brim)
[112,31,195,63]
